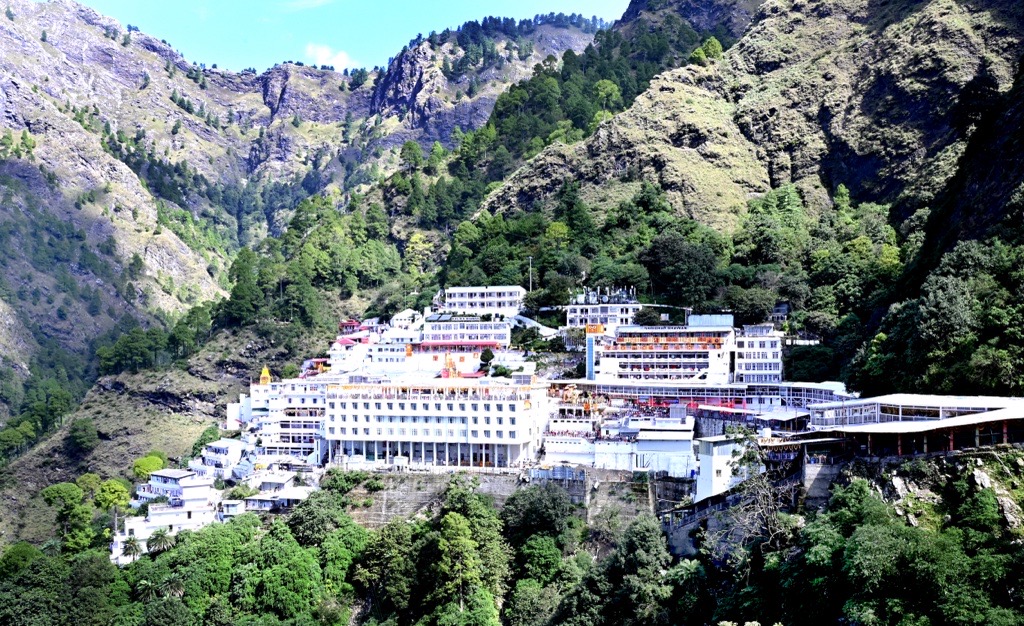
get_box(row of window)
[736,341,779,349]
[742,375,782,383]
[740,362,781,371]
[568,305,640,314]
[327,427,518,439]
[330,401,517,412]
[737,351,780,360]
[329,414,516,426]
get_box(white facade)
[595,315,785,385]
[734,324,784,384]
[422,314,512,349]
[544,404,697,476]
[566,302,643,332]
[391,308,424,330]
[437,285,526,317]
[694,435,748,503]
[132,469,212,507]
[243,379,328,464]
[188,438,250,479]
[598,324,736,383]
[808,394,1024,431]
[328,336,371,373]
[322,379,549,468]
[112,469,217,563]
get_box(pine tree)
[19,130,35,159]
[0,129,13,158]
[701,36,724,59]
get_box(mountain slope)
[484,0,1024,232]
[0,0,594,415]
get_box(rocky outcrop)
[369,25,594,149]
[484,63,770,231]
[484,0,1024,232]
[0,0,594,385]
[617,0,765,42]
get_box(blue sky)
[82,0,631,72]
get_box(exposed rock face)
[369,25,593,150]
[484,65,770,231]
[618,0,765,42]
[0,0,593,385]
[484,0,1024,232]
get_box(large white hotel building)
[321,379,549,467]
[595,315,784,384]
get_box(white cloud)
[283,0,335,11]
[305,43,358,69]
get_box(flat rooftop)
[809,393,1024,411]
[813,405,1024,434]
[150,469,195,479]
[697,434,744,443]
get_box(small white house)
[132,469,211,507]
[694,435,749,503]
[111,469,218,564]
[391,308,424,330]
[188,438,250,479]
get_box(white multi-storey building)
[734,324,784,383]
[132,469,212,507]
[595,315,785,385]
[544,402,698,476]
[421,313,512,349]
[241,377,329,464]
[565,288,644,334]
[598,322,736,383]
[188,438,251,480]
[435,285,526,317]
[322,379,550,468]
[112,469,218,563]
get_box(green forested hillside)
[6,456,1024,626]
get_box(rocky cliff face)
[370,25,594,150]
[484,0,1024,232]
[0,0,592,392]
[617,0,764,43]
